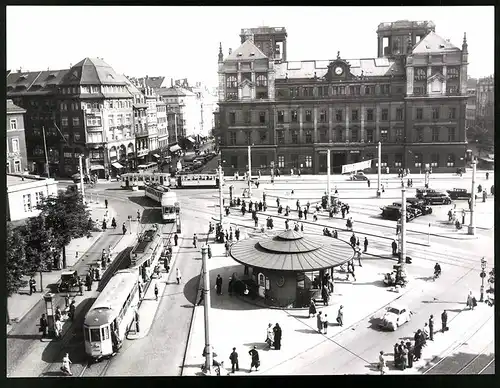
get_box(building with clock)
[215,21,470,175]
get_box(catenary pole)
[218,163,224,223]
[201,245,213,374]
[468,160,476,235]
[247,145,252,198]
[327,150,331,200]
[377,141,381,196]
[42,126,50,178]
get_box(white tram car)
[144,184,178,223]
[83,269,140,361]
[121,172,173,189]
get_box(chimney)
[17,67,22,74]
[146,75,149,79]
[229,48,232,55]
[171,78,174,87]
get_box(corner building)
[216,22,469,175]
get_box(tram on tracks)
[175,172,221,189]
[144,184,178,223]
[83,269,139,361]
[137,162,158,173]
[130,226,166,284]
[121,172,173,189]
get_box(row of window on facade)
[22,191,45,213]
[226,126,457,145]
[227,106,457,126]
[226,75,268,89]
[60,85,128,95]
[227,153,459,170]
[6,160,22,173]
[413,66,459,81]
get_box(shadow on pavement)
[421,300,467,305]
[418,351,495,374]
[182,273,201,305]
[40,370,67,377]
[40,297,95,364]
[6,333,44,340]
[243,342,272,351]
[104,187,124,191]
[367,317,385,330]
[294,328,318,335]
[351,280,386,288]
[415,276,435,282]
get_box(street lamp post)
[247,145,252,198]
[377,141,381,197]
[218,162,224,223]
[399,189,407,264]
[201,245,213,375]
[327,150,331,199]
[480,257,487,302]
[79,154,86,204]
[468,160,477,235]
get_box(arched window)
[256,75,268,87]
[226,76,237,89]
[258,273,265,287]
[446,154,455,167]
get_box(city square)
[6,5,494,378]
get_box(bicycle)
[200,360,223,376]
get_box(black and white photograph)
[6,5,494,377]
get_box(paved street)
[6,173,494,377]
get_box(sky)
[7,6,494,89]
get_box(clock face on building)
[335,66,343,75]
[276,275,285,287]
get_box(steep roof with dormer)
[7,99,26,114]
[412,31,459,54]
[225,39,268,61]
[60,57,126,86]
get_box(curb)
[180,231,212,376]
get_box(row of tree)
[6,188,92,305]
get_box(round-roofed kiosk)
[230,230,355,308]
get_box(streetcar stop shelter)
[230,230,355,308]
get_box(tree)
[6,222,28,324]
[36,189,91,269]
[20,215,54,290]
[467,124,493,147]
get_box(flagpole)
[42,126,50,178]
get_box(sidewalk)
[7,201,117,330]
[126,241,182,340]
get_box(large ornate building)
[6,58,165,178]
[215,21,469,175]
[6,99,28,174]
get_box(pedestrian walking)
[323,314,329,334]
[216,274,223,295]
[406,341,414,368]
[135,310,140,333]
[78,278,83,296]
[266,323,274,348]
[54,318,63,339]
[228,277,233,296]
[248,346,260,372]
[392,239,398,256]
[29,277,36,295]
[429,315,434,341]
[273,323,282,350]
[356,247,362,267]
[471,295,477,310]
[65,294,70,309]
[208,244,212,259]
[363,237,368,253]
[122,222,127,235]
[441,310,448,332]
[300,223,304,232]
[154,283,159,301]
[230,347,239,373]
[378,351,387,375]
[176,268,182,284]
[224,241,230,257]
[39,313,48,339]
[321,285,329,306]
[367,180,371,188]
[69,300,76,320]
[336,305,344,327]
[235,228,240,241]
[467,291,473,310]
[308,300,317,318]
[105,199,108,209]
[193,234,198,248]
[316,311,323,333]
[174,233,178,246]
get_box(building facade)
[466,77,477,129]
[6,99,28,174]
[7,174,58,222]
[6,58,139,178]
[216,22,469,175]
[475,75,494,131]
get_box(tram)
[144,184,178,223]
[130,227,165,284]
[174,172,220,189]
[137,162,158,173]
[121,172,173,189]
[83,269,140,361]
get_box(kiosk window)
[90,328,101,341]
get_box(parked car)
[349,171,369,181]
[423,192,452,205]
[416,188,437,199]
[380,204,415,222]
[57,270,79,293]
[405,197,433,215]
[446,188,472,200]
[380,304,412,331]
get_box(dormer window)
[237,53,243,57]
[250,52,255,56]
[439,44,445,49]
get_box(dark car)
[380,204,415,222]
[406,197,433,215]
[58,270,79,293]
[446,188,472,200]
[416,188,437,199]
[423,192,452,205]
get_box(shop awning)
[112,162,124,169]
[90,165,105,171]
[186,136,196,143]
[153,154,160,158]
[170,144,181,152]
